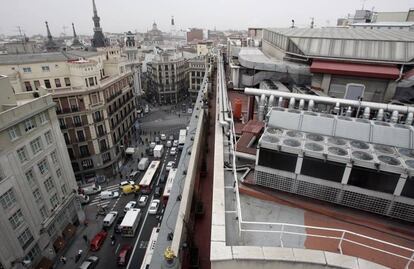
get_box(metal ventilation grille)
[398,148,414,158]
[283,139,301,147]
[378,155,401,166]
[328,147,347,156]
[306,133,324,142]
[328,137,347,146]
[374,145,395,155]
[350,140,370,150]
[352,151,373,161]
[305,143,324,152]
[286,130,303,138]
[267,127,283,135]
[405,160,414,169]
[262,135,280,143]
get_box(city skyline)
[0,0,413,36]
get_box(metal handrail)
[240,220,414,268]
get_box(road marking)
[156,163,166,186]
[126,200,151,269]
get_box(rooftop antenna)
[291,19,295,28]
[16,26,27,53]
[361,0,367,10]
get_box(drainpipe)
[396,65,404,82]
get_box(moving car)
[149,142,156,149]
[166,140,172,148]
[90,230,108,251]
[169,135,174,141]
[100,191,119,200]
[124,201,137,212]
[160,133,166,141]
[114,214,125,233]
[148,199,160,214]
[81,184,101,195]
[166,161,175,171]
[103,211,118,227]
[155,136,160,144]
[117,244,132,266]
[79,255,100,269]
[170,147,177,156]
[173,140,179,147]
[154,186,162,197]
[77,194,90,205]
[138,195,148,207]
[129,171,140,180]
[121,184,140,195]
[119,180,135,189]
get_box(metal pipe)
[346,106,352,117]
[406,113,413,125]
[278,97,284,107]
[258,94,266,121]
[363,107,370,119]
[308,100,314,111]
[244,88,414,114]
[289,97,295,109]
[268,95,275,110]
[299,99,305,110]
[377,109,384,121]
[391,111,399,123]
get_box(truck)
[154,145,164,159]
[120,208,142,237]
[138,158,150,171]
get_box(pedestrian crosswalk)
[88,184,120,207]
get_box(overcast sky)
[0,0,413,36]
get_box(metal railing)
[240,220,414,268]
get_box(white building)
[0,75,81,269]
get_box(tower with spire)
[44,21,60,52]
[71,23,83,48]
[91,0,107,48]
[171,16,176,38]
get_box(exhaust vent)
[307,133,324,142]
[286,130,303,138]
[283,139,301,147]
[352,151,373,161]
[378,155,400,166]
[399,148,414,158]
[262,135,279,143]
[350,140,370,150]
[305,143,324,152]
[267,128,283,135]
[374,145,395,155]
[328,137,347,146]
[328,147,347,156]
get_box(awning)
[310,60,400,79]
[53,236,65,252]
[125,147,135,155]
[62,223,76,239]
[35,257,53,269]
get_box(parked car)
[100,191,119,200]
[148,199,160,214]
[124,201,137,212]
[114,214,125,233]
[103,211,118,227]
[117,244,132,266]
[187,108,193,114]
[160,133,166,141]
[154,186,162,197]
[138,195,148,207]
[90,230,108,251]
[166,161,175,171]
[173,140,179,147]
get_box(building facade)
[0,76,81,269]
[147,52,188,104]
[187,28,203,43]
[188,56,206,101]
[0,48,137,182]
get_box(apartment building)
[0,75,81,269]
[188,56,206,101]
[146,52,188,104]
[0,48,137,182]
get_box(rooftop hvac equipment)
[262,135,279,143]
[286,130,303,138]
[328,146,348,156]
[283,139,301,147]
[328,137,347,146]
[374,145,395,155]
[377,155,401,166]
[306,133,324,142]
[267,127,283,135]
[305,143,324,152]
[399,148,414,158]
[352,151,374,161]
[350,140,370,150]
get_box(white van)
[103,211,118,227]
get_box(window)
[44,131,53,145]
[9,209,24,229]
[44,177,55,192]
[63,133,70,144]
[97,125,105,136]
[23,67,32,73]
[30,137,43,155]
[18,228,34,250]
[34,80,40,89]
[51,151,58,164]
[54,78,61,88]
[37,159,49,175]
[17,147,28,163]
[50,193,59,208]
[64,77,71,86]
[25,244,40,262]
[102,152,111,163]
[33,189,42,203]
[73,116,82,126]
[0,189,16,210]
[89,77,95,86]
[44,79,51,89]
[39,112,48,124]
[79,145,89,156]
[8,127,19,141]
[85,78,88,87]
[39,206,48,220]
[61,184,67,196]
[90,93,99,104]
[24,82,33,91]
[41,66,50,72]
[77,130,85,142]
[25,170,36,186]
[81,159,93,169]
[24,118,35,132]
[59,118,66,128]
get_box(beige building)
[0,48,137,182]
[196,41,213,56]
[188,56,207,101]
[0,75,81,269]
